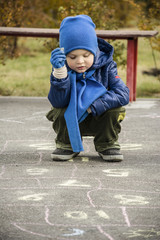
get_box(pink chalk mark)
[13,223,52,238]
[97,225,115,240]
[0,165,5,177]
[87,178,102,208]
[121,207,131,227]
[35,178,42,188]
[45,206,55,226]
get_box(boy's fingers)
[51,55,66,62]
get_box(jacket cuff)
[53,65,67,79]
[91,98,106,116]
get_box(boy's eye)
[69,56,76,59]
[84,53,90,57]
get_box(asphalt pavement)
[0,96,160,240]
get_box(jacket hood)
[92,38,114,69]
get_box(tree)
[0,0,53,64]
[128,0,160,75]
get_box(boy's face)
[66,49,94,73]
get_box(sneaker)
[98,149,123,162]
[51,148,79,161]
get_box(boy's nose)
[77,56,84,64]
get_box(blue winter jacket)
[48,38,129,116]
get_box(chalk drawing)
[62,228,84,237]
[64,210,110,220]
[121,143,142,151]
[0,165,5,177]
[102,169,130,177]
[140,113,160,119]
[13,223,52,238]
[121,207,131,227]
[64,211,88,220]
[114,194,149,205]
[0,118,24,124]
[68,159,74,162]
[87,178,102,208]
[18,193,48,201]
[69,157,89,162]
[31,127,50,131]
[26,168,49,175]
[97,226,115,240]
[123,228,160,238]
[70,163,77,178]
[29,142,54,150]
[81,157,89,162]
[96,210,110,219]
[59,179,90,188]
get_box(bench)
[0,27,158,101]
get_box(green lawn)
[0,36,160,97]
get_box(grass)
[0,36,160,98]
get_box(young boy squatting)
[46,15,129,161]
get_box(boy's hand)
[50,48,66,69]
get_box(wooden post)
[127,38,138,102]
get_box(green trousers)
[46,107,126,152]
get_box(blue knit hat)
[59,15,98,57]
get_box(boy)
[46,15,129,161]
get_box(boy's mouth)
[77,66,85,70]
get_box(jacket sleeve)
[90,61,130,116]
[48,71,71,108]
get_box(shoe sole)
[51,152,79,161]
[98,153,123,162]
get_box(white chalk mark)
[0,119,24,124]
[81,157,89,162]
[59,179,90,187]
[114,194,149,205]
[31,127,50,131]
[29,142,54,151]
[103,169,130,177]
[123,229,160,238]
[26,168,49,175]
[121,143,142,151]
[32,111,47,115]
[121,207,131,227]
[64,211,88,220]
[18,193,48,201]
[68,159,74,162]
[62,228,84,236]
[96,210,110,219]
[97,225,115,240]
